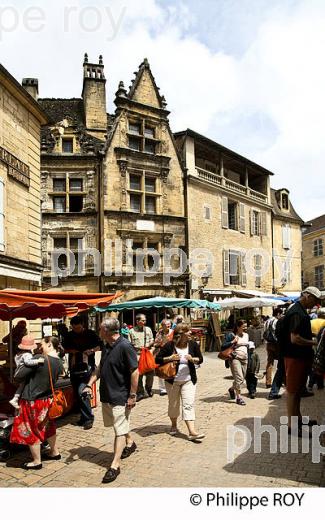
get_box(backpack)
[263,318,278,343]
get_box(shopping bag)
[138,348,157,375]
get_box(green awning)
[95,296,221,312]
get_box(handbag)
[138,348,157,375]
[47,356,67,420]
[155,361,177,379]
[218,346,235,360]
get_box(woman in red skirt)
[10,336,64,470]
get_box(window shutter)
[255,254,262,287]
[0,179,4,252]
[260,212,267,236]
[239,203,245,233]
[282,224,291,249]
[250,209,254,236]
[287,225,291,249]
[223,249,230,285]
[221,196,228,228]
[241,251,247,286]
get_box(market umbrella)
[0,289,122,381]
[95,296,221,312]
[217,297,286,310]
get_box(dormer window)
[281,192,289,210]
[62,138,73,153]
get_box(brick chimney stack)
[22,78,39,100]
[82,53,107,140]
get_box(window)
[53,178,66,192]
[281,193,289,210]
[62,138,73,153]
[313,239,323,257]
[69,178,83,192]
[223,249,246,286]
[228,201,238,230]
[282,259,292,284]
[315,265,324,289]
[128,119,157,155]
[250,209,267,236]
[51,174,85,213]
[204,205,211,220]
[282,224,291,249]
[128,170,159,214]
[145,196,156,214]
[131,240,161,271]
[52,236,83,275]
[53,196,66,213]
[254,254,262,288]
[130,194,141,212]
[130,175,141,191]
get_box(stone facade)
[0,65,47,336]
[302,214,325,290]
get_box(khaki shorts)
[102,402,131,436]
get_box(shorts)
[284,357,311,394]
[102,402,131,436]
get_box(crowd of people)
[4,285,325,483]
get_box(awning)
[96,296,221,312]
[217,297,286,310]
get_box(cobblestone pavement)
[1,348,325,488]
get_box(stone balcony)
[195,167,269,204]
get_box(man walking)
[128,314,154,400]
[279,287,321,436]
[264,308,283,388]
[63,315,103,430]
[85,318,139,484]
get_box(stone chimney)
[22,78,39,100]
[81,53,107,140]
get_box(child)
[9,335,44,409]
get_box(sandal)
[102,467,120,483]
[169,429,178,436]
[188,433,205,441]
[236,397,246,406]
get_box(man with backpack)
[264,308,283,388]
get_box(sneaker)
[83,420,94,430]
[228,387,235,400]
[268,394,282,400]
[102,467,120,484]
[146,390,154,398]
[249,392,256,399]
[121,441,137,459]
[236,397,246,406]
[159,390,167,396]
[136,393,145,401]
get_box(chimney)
[22,78,39,100]
[81,53,107,140]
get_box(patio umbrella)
[95,296,221,312]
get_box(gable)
[130,68,161,109]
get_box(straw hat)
[18,335,38,351]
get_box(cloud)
[0,0,323,220]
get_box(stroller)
[0,414,14,461]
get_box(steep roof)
[38,98,85,126]
[127,58,165,109]
[303,214,325,235]
[271,188,304,224]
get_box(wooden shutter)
[241,251,247,286]
[239,203,245,233]
[223,249,230,285]
[221,196,228,228]
[255,254,262,287]
[0,179,4,252]
[287,225,291,249]
[282,224,291,249]
[260,212,267,236]
[250,209,254,235]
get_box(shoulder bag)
[155,343,178,379]
[47,356,67,420]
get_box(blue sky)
[0,0,324,221]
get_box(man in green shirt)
[128,314,154,400]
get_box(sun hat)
[303,286,322,301]
[18,335,38,351]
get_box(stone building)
[102,59,187,303]
[302,214,325,291]
[271,188,304,294]
[0,64,47,291]
[174,129,303,297]
[38,55,107,292]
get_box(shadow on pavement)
[65,446,113,468]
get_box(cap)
[303,286,322,301]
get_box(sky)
[0,0,324,221]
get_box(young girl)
[9,335,44,409]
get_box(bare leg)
[125,432,134,448]
[29,443,41,465]
[46,434,60,457]
[110,435,127,470]
[170,418,177,432]
[185,420,197,436]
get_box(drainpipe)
[98,150,105,292]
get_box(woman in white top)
[225,320,249,405]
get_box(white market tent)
[217,297,286,310]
